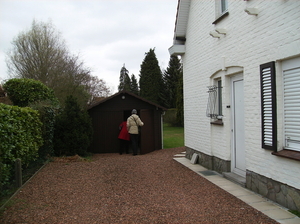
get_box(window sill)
[272,149,300,161]
[210,119,223,125]
[212,11,229,25]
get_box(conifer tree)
[163,55,182,108]
[176,69,184,126]
[118,64,131,92]
[54,95,93,156]
[130,74,139,95]
[124,75,131,91]
[139,48,163,105]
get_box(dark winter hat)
[132,109,137,114]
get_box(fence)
[0,158,46,208]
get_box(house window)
[206,80,222,119]
[217,80,222,117]
[220,0,228,14]
[282,57,300,152]
[260,61,277,151]
[213,0,229,24]
[216,0,228,16]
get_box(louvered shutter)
[283,57,300,152]
[260,62,277,151]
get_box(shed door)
[140,109,155,154]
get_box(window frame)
[217,79,223,117]
[213,0,229,24]
[220,0,228,14]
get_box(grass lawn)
[163,123,184,149]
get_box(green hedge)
[0,103,43,186]
[30,103,57,160]
[3,78,58,107]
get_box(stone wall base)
[185,147,230,174]
[246,170,300,212]
[185,147,300,212]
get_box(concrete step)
[174,151,186,157]
[174,154,185,157]
[223,172,246,187]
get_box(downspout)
[161,111,166,149]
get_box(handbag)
[132,116,141,134]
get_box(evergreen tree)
[176,69,184,127]
[54,95,93,156]
[163,55,182,108]
[118,64,131,92]
[139,48,163,105]
[130,74,139,95]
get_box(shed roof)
[88,90,167,111]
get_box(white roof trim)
[174,0,191,42]
[169,0,190,56]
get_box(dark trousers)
[130,134,139,155]
[119,139,129,154]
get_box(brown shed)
[88,91,166,154]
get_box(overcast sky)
[0,0,178,93]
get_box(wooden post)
[15,158,22,188]
[0,162,2,193]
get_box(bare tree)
[86,76,112,105]
[6,20,111,107]
[7,20,67,85]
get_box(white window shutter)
[260,62,277,151]
[283,58,300,152]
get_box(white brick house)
[169,0,300,211]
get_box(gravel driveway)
[1,147,278,223]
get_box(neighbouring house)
[88,91,166,154]
[169,0,300,211]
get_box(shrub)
[54,95,93,156]
[30,102,57,160]
[0,103,43,186]
[3,78,58,107]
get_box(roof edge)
[88,90,167,111]
[173,0,191,42]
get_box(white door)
[231,74,246,176]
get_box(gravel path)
[1,147,278,223]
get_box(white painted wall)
[182,0,300,189]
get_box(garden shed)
[88,91,166,154]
